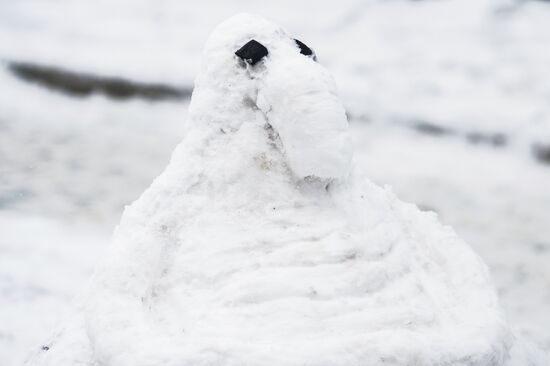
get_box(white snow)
[0,213,109,366]
[23,14,542,366]
[1,0,550,365]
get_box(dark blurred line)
[410,120,508,147]
[532,144,550,165]
[413,121,455,136]
[465,131,507,147]
[7,61,192,102]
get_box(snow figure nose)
[256,50,352,180]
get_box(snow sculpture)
[28,14,542,366]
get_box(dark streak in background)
[532,143,550,165]
[7,61,193,102]
[411,120,508,148]
[413,120,455,137]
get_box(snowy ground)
[0,0,549,364]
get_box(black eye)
[294,39,316,61]
[235,39,268,65]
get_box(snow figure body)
[28,14,543,366]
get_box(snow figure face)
[191,14,352,180]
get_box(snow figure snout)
[255,47,353,180]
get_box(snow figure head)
[190,14,352,180]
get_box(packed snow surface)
[24,14,544,366]
[2,0,550,364]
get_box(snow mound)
[27,14,541,366]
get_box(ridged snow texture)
[27,14,531,366]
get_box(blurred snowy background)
[1,0,549,364]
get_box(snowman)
[28,13,543,366]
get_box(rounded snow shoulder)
[26,13,543,366]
